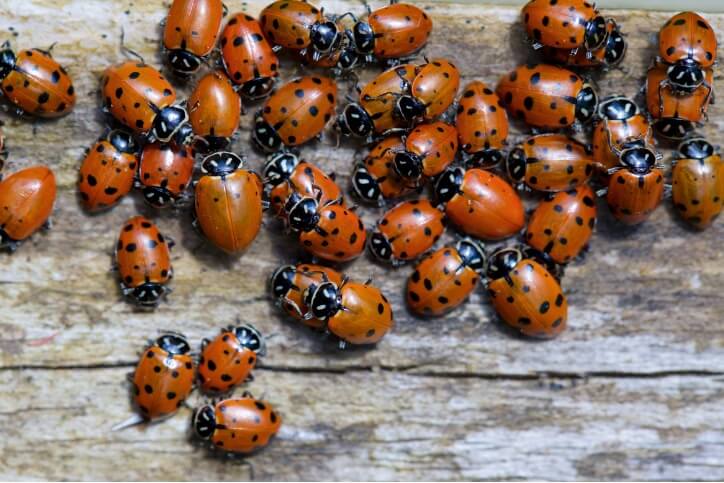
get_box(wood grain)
[1,0,724,480]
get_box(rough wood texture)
[1,1,724,480]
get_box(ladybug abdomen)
[199,334,255,392]
[368,4,432,58]
[298,205,366,262]
[328,282,394,345]
[189,71,241,140]
[606,169,665,225]
[522,0,594,49]
[79,142,136,211]
[163,0,224,57]
[406,122,458,177]
[456,81,509,154]
[133,348,194,420]
[376,199,444,261]
[521,134,594,191]
[672,156,724,229]
[360,64,418,133]
[221,14,279,86]
[211,399,281,453]
[259,0,320,50]
[117,216,172,288]
[407,248,478,316]
[658,12,716,67]
[411,59,460,120]
[0,166,56,241]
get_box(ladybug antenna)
[119,28,145,64]
[111,413,146,432]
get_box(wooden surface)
[1,1,724,481]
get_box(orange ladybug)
[199,324,265,393]
[350,2,433,60]
[188,71,241,150]
[304,277,394,347]
[162,0,224,75]
[351,136,417,205]
[193,396,281,454]
[0,165,56,251]
[521,0,608,51]
[508,134,594,192]
[525,186,597,264]
[671,137,724,230]
[407,238,486,317]
[496,63,598,130]
[592,96,652,170]
[78,130,138,212]
[456,81,509,168]
[542,19,627,68]
[396,58,460,125]
[253,76,337,152]
[138,143,195,208]
[270,263,344,329]
[0,43,75,117]
[101,61,193,145]
[130,333,194,422]
[434,167,525,241]
[194,152,264,254]
[486,246,567,338]
[369,199,445,265]
[220,13,279,99]
[394,121,459,181]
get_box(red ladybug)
[434,167,525,240]
[525,186,597,264]
[486,246,567,338]
[351,136,417,205]
[657,12,717,95]
[369,199,445,265]
[508,134,594,192]
[394,121,459,181]
[220,13,279,99]
[138,143,195,208]
[193,396,281,454]
[496,63,598,130]
[395,58,460,125]
[163,0,224,75]
[253,76,337,152]
[350,3,433,61]
[188,71,241,150]
[199,324,265,393]
[194,152,264,254]
[542,19,626,68]
[522,0,608,51]
[78,130,138,212]
[116,215,173,307]
[456,81,509,167]
[0,43,76,117]
[102,61,193,145]
[0,165,56,251]
[407,238,486,317]
[270,263,344,328]
[592,96,652,170]
[671,137,724,230]
[304,277,394,347]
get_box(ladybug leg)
[701,82,714,119]
[272,45,282,53]
[200,338,210,351]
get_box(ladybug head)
[142,186,174,208]
[369,231,393,262]
[286,195,320,232]
[468,149,504,169]
[0,48,15,80]
[575,84,598,123]
[620,145,657,175]
[239,76,276,100]
[337,47,362,71]
[252,116,283,153]
[351,165,382,204]
[486,247,524,281]
[232,324,266,356]
[654,118,695,140]
[305,281,341,320]
[352,21,375,54]
[336,103,373,138]
[603,24,627,67]
[598,96,637,121]
[108,130,138,153]
[193,404,216,440]
[395,95,426,124]
[130,282,167,308]
[166,49,202,76]
[678,137,715,160]
[155,333,191,355]
[433,166,464,204]
[270,264,296,299]
[506,147,527,182]
[456,238,487,274]
[201,151,244,177]
[310,20,341,55]
[666,59,705,94]
[584,15,608,51]
[520,244,563,281]
[151,105,190,144]
[264,152,299,186]
[393,151,423,180]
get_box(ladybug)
[138,143,195,208]
[592,96,652,170]
[350,2,433,61]
[0,43,76,117]
[264,153,343,218]
[188,71,241,150]
[658,12,717,95]
[130,333,194,422]
[252,76,337,152]
[270,263,344,329]
[193,396,281,454]
[486,246,567,338]
[542,19,627,68]
[394,58,460,125]
[393,121,459,181]
[521,0,608,52]
[0,165,56,251]
[455,81,509,167]
[304,277,394,347]
[116,216,173,307]
[194,152,264,254]
[369,199,445,265]
[406,238,486,317]
[435,167,525,240]
[671,137,724,230]
[496,63,598,130]
[605,138,664,225]
[335,63,418,139]
[260,0,342,61]
[162,0,224,75]
[646,63,712,139]
[199,324,265,393]
[284,192,366,263]
[220,13,279,99]
[525,185,597,264]
[101,61,193,145]
[508,134,594,192]
[351,136,417,205]
[78,130,138,212]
